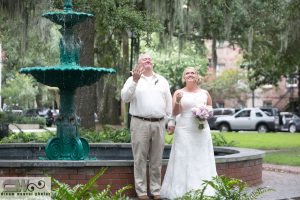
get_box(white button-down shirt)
[121,72,172,119]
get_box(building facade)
[205,40,298,112]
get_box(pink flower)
[191,105,213,129]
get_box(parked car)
[208,108,236,130]
[260,107,280,118]
[215,107,280,132]
[260,107,280,130]
[23,108,48,117]
[23,108,40,117]
[279,112,300,133]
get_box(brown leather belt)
[132,115,164,122]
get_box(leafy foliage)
[142,35,208,93]
[0,112,45,125]
[201,69,250,106]
[81,126,131,143]
[0,131,55,144]
[52,168,132,200]
[212,134,235,147]
[1,73,39,109]
[0,1,59,109]
[0,126,130,143]
[165,133,174,144]
[179,175,273,200]
[236,0,299,89]
[0,126,237,146]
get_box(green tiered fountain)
[20,0,115,160]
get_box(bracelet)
[175,101,181,105]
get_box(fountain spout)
[59,27,81,65]
[64,0,73,12]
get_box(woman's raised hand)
[176,91,183,103]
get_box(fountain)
[0,0,265,197]
[19,0,115,160]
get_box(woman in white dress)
[161,67,217,199]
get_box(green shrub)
[212,133,236,147]
[0,112,45,125]
[51,168,132,200]
[165,133,236,146]
[0,126,131,143]
[0,131,55,143]
[81,126,131,143]
[165,133,174,144]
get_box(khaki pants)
[130,117,165,197]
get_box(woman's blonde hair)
[181,67,202,85]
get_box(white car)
[215,107,280,132]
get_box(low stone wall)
[214,147,263,186]
[216,159,262,186]
[0,144,264,197]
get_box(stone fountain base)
[0,143,264,197]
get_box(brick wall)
[0,158,263,197]
[216,159,263,186]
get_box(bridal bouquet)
[191,105,213,129]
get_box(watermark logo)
[0,177,51,200]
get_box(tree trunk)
[297,69,300,115]
[211,37,218,72]
[96,77,120,125]
[95,31,130,125]
[35,86,43,108]
[121,32,129,125]
[75,18,96,129]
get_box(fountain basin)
[42,11,93,27]
[20,66,115,90]
[0,143,264,196]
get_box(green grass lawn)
[213,131,300,149]
[212,131,300,166]
[264,148,300,166]
[165,131,300,166]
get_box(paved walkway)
[249,164,300,200]
[130,164,300,200]
[10,127,56,133]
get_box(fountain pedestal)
[45,90,89,160]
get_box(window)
[215,102,224,108]
[263,101,272,107]
[256,112,263,117]
[223,109,234,115]
[213,110,222,115]
[286,76,298,88]
[216,64,226,76]
[216,41,225,48]
[236,110,250,117]
[263,111,272,116]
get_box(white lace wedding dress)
[160,90,217,199]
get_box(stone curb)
[263,163,300,174]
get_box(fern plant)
[176,184,211,200]
[179,175,273,200]
[51,168,132,200]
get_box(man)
[121,53,173,200]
